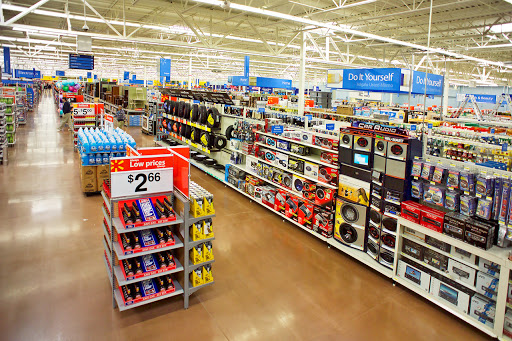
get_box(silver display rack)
[102,189,215,311]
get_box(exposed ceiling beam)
[4,0,51,25]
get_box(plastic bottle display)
[77,127,136,165]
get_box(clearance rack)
[101,148,215,311]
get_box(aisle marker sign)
[110,154,174,198]
[104,113,114,132]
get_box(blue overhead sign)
[468,94,497,104]
[14,69,41,79]
[231,76,249,86]
[123,71,130,80]
[342,68,401,93]
[256,77,292,89]
[3,47,10,75]
[69,54,94,70]
[56,70,65,77]
[159,58,171,82]
[411,70,444,96]
[244,56,250,78]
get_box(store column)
[442,72,449,118]
[298,31,306,116]
[188,58,192,90]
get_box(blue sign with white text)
[159,58,171,82]
[271,125,284,134]
[231,76,249,86]
[244,56,250,78]
[411,71,444,96]
[3,47,11,74]
[342,68,401,93]
[56,70,65,77]
[124,71,130,80]
[14,69,41,79]
[468,94,497,104]
[256,77,292,89]
[87,72,92,78]
[326,123,335,131]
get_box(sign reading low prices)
[110,155,173,198]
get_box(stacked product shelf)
[16,89,27,125]
[0,103,6,163]
[0,96,16,146]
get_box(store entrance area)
[0,98,490,340]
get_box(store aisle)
[0,98,492,341]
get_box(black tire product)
[191,104,199,122]
[183,102,191,120]
[204,158,216,166]
[213,135,227,149]
[194,128,202,143]
[199,105,207,124]
[190,128,195,142]
[177,101,183,118]
[207,108,216,128]
[225,125,234,140]
[185,125,192,139]
[190,151,198,158]
[180,123,187,137]
[200,132,210,147]
[212,164,225,171]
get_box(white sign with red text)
[110,155,173,198]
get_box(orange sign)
[267,96,279,105]
[305,100,314,107]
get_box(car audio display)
[334,198,367,250]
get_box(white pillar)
[144,65,147,87]
[442,74,449,117]
[188,58,192,90]
[325,36,329,61]
[298,32,306,115]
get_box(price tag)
[110,155,173,198]
[428,123,433,129]
[258,108,265,113]
[503,143,508,152]
[326,123,335,131]
[305,114,313,121]
[271,125,284,134]
[411,125,417,131]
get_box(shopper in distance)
[115,105,126,130]
[57,98,72,132]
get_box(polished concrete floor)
[0,96,492,341]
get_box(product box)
[203,218,214,239]
[403,226,426,242]
[298,202,314,229]
[504,311,512,338]
[300,131,314,145]
[425,235,451,253]
[313,207,334,237]
[319,165,338,186]
[274,190,287,214]
[203,241,214,262]
[81,177,98,192]
[470,294,496,328]
[320,151,338,165]
[304,161,319,179]
[275,151,289,169]
[420,206,445,233]
[288,157,305,174]
[261,187,277,208]
[97,164,110,178]
[80,163,97,180]
[190,268,204,287]
[402,238,424,261]
[315,186,335,210]
[190,244,204,264]
[401,201,423,224]
[397,259,431,292]
[450,246,477,264]
[285,195,300,220]
[478,258,500,278]
[443,213,467,241]
[464,219,496,250]
[202,264,214,284]
[430,277,471,314]
[423,248,449,271]
[447,258,477,286]
[475,271,499,300]
[338,175,370,206]
[190,221,204,241]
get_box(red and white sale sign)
[105,114,113,123]
[110,155,174,198]
[72,103,95,117]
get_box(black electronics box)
[464,219,497,250]
[340,163,372,183]
[444,213,467,241]
[402,239,424,261]
[228,167,246,179]
[423,248,449,272]
[425,235,451,253]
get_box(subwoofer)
[334,198,367,250]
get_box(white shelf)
[401,234,479,271]
[114,258,184,286]
[112,215,184,234]
[102,220,112,250]
[443,117,512,128]
[101,190,110,206]
[188,280,214,294]
[225,182,328,242]
[189,159,225,182]
[114,279,184,311]
[257,131,337,153]
[399,252,479,293]
[255,142,339,168]
[113,237,184,260]
[393,275,497,338]
[257,157,338,189]
[327,238,394,278]
[398,218,510,265]
[229,164,316,205]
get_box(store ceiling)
[1,0,512,86]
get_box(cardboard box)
[443,213,467,241]
[475,271,499,300]
[97,164,110,178]
[420,206,444,233]
[81,177,98,192]
[478,258,500,278]
[304,161,319,180]
[469,294,495,328]
[298,202,314,229]
[80,164,97,180]
[397,259,431,292]
[274,190,287,214]
[430,277,471,314]
[190,221,204,241]
[403,226,426,242]
[464,219,496,250]
[450,246,477,264]
[447,258,477,286]
[401,201,423,224]
[402,238,424,261]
